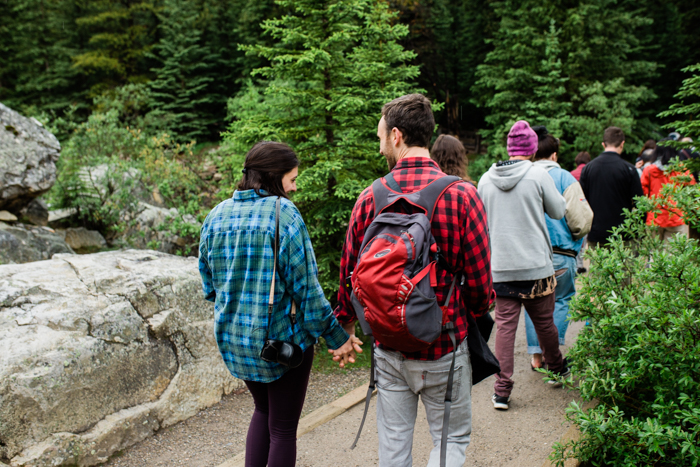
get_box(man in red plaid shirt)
[334,94,493,466]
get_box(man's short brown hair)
[603,126,625,147]
[574,151,591,165]
[382,94,435,148]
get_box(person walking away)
[199,141,361,467]
[525,134,593,370]
[580,127,644,247]
[335,94,493,466]
[570,151,590,182]
[678,137,700,239]
[636,148,656,178]
[570,151,592,272]
[477,120,569,411]
[430,134,475,185]
[635,139,657,176]
[641,145,696,242]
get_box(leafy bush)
[551,159,700,466]
[45,87,214,255]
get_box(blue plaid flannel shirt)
[199,190,349,383]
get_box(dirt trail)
[295,314,584,467]
[104,369,368,467]
[106,313,583,467]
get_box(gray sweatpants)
[374,339,472,467]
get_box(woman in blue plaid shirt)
[199,141,361,467]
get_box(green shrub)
[46,88,213,254]
[551,159,700,466]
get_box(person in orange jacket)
[641,145,696,241]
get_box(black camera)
[260,339,304,368]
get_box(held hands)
[329,333,363,368]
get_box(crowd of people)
[197,93,696,467]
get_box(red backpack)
[348,173,463,467]
[350,172,461,352]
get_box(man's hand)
[329,323,363,368]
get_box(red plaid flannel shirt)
[334,156,494,360]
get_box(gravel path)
[104,359,368,467]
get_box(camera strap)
[264,197,297,342]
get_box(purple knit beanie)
[507,120,538,157]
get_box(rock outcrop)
[0,222,74,264]
[0,250,241,466]
[57,227,107,252]
[120,202,198,254]
[0,104,60,213]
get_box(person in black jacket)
[580,127,644,246]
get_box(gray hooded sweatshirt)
[478,160,566,282]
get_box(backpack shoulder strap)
[414,175,462,220]
[371,172,406,214]
[372,174,462,218]
[384,172,402,193]
[371,177,392,215]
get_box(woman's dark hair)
[574,151,591,166]
[534,134,559,160]
[237,141,299,198]
[430,134,472,182]
[638,139,656,159]
[652,145,678,166]
[531,125,549,141]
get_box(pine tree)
[196,0,279,140]
[525,21,571,138]
[471,0,563,172]
[658,63,700,143]
[1,0,88,114]
[147,0,222,143]
[72,0,160,96]
[224,0,419,296]
[391,0,493,136]
[472,0,657,176]
[562,0,656,155]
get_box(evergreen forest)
[2,0,699,293]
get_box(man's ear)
[391,127,403,147]
[601,142,606,150]
[552,152,558,162]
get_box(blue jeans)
[525,253,576,354]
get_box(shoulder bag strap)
[265,197,297,341]
[439,273,460,467]
[264,197,282,340]
[349,337,375,450]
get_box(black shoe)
[548,358,571,387]
[577,267,587,274]
[492,393,510,410]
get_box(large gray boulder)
[0,104,60,213]
[57,227,107,252]
[0,250,241,466]
[0,222,74,264]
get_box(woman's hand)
[329,335,363,368]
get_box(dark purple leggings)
[244,346,314,467]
